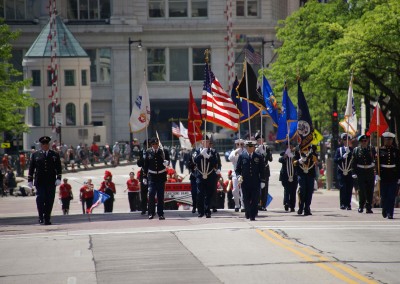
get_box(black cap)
[150,137,159,144]
[39,136,51,144]
[358,134,368,141]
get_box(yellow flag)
[311,129,323,145]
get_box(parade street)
[0,154,399,284]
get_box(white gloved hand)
[287,152,294,158]
[238,175,243,184]
[343,153,348,159]
[257,145,265,155]
[235,148,242,156]
[375,175,381,181]
[200,148,210,159]
[28,182,33,189]
[216,169,221,175]
[285,148,291,156]
[163,160,169,167]
[55,179,61,186]
[345,147,350,154]
[352,174,358,179]
[143,178,147,185]
[260,182,265,188]
[397,179,400,185]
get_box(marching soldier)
[187,147,198,213]
[228,139,245,212]
[376,132,400,219]
[137,140,148,215]
[352,134,376,213]
[334,133,355,210]
[254,132,273,211]
[194,135,219,218]
[235,140,265,221]
[143,137,170,220]
[294,144,318,216]
[28,136,62,225]
[279,142,298,212]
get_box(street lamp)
[128,38,142,155]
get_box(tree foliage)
[265,0,400,133]
[0,19,34,138]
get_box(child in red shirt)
[59,178,73,215]
[125,172,140,212]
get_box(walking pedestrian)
[59,178,73,215]
[125,171,140,212]
[99,170,116,213]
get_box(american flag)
[171,122,181,137]
[201,62,239,131]
[244,43,262,65]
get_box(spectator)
[5,167,16,196]
[90,141,100,163]
[59,178,73,215]
[112,142,120,166]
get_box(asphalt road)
[0,154,399,284]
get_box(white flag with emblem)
[130,74,150,132]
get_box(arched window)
[48,103,60,126]
[83,103,89,125]
[32,103,40,126]
[66,103,76,126]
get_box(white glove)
[260,182,265,188]
[345,147,350,154]
[285,148,291,156]
[28,182,33,189]
[200,148,210,159]
[216,169,221,175]
[235,148,242,156]
[55,179,61,186]
[352,174,358,179]
[163,160,169,167]
[238,175,243,184]
[397,179,400,185]
[375,175,381,181]
[143,178,147,185]
[343,153,348,159]
[287,152,294,158]
[257,145,265,155]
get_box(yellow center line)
[256,229,377,284]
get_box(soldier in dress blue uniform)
[254,132,273,211]
[279,142,298,212]
[194,135,219,218]
[143,137,170,220]
[137,140,148,215]
[187,147,198,213]
[28,136,62,225]
[235,140,265,221]
[294,145,318,216]
[334,133,355,210]
[351,134,376,213]
[376,132,400,219]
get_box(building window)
[81,70,88,86]
[66,103,76,126]
[83,103,89,125]
[1,0,43,20]
[67,0,111,20]
[31,70,41,86]
[234,46,261,76]
[236,0,259,17]
[65,70,76,86]
[192,48,208,81]
[170,48,188,81]
[147,48,166,82]
[149,0,207,18]
[85,48,111,84]
[32,103,40,126]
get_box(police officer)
[235,140,265,221]
[143,137,170,220]
[376,132,400,219]
[294,144,318,216]
[228,139,245,212]
[352,134,376,213]
[279,142,298,212]
[194,135,219,218]
[334,133,355,210]
[255,132,273,211]
[28,136,62,225]
[137,140,148,215]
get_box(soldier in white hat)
[376,132,399,219]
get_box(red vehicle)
[164,182,192,210]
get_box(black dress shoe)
[304,211,312,216]
[382,211,387,218]
[234,208,239,212]
[347,206,352,210]
[148,214,154,219]
[159,215,165,220]
[44,221,52,225]
[388,215,393,219]
[192,208,196,213]
[297,209,303,215]
[245,213,249,219]
[205,213,211,218]
[198,214,204,218]
[38,219,44,224]
[141,211,146,215]
[240,208,246,212]
[261,207,267,211]
[212,208,218,213]
[366,209,373,214]
[340,205,346,210]
[250,218,255,221]
[290,208,295,212]
[284,204,289,212]
[358,208,363,213]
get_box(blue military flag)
[276,86,297,142]
[297,80,313,151]
[231,76,261,123]
[266,193,273,207]
[88,190,110,213]
[262,76,279,127]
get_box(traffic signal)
[332,111,339,139]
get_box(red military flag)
[188,86,202,145]
[368,103,388,137]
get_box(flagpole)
[244,59,252,138]
[260,67,264,144]
[171,119,174,147]
[376,103,381,198]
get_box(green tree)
[0,20,34,140]
[265,0,400,134]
